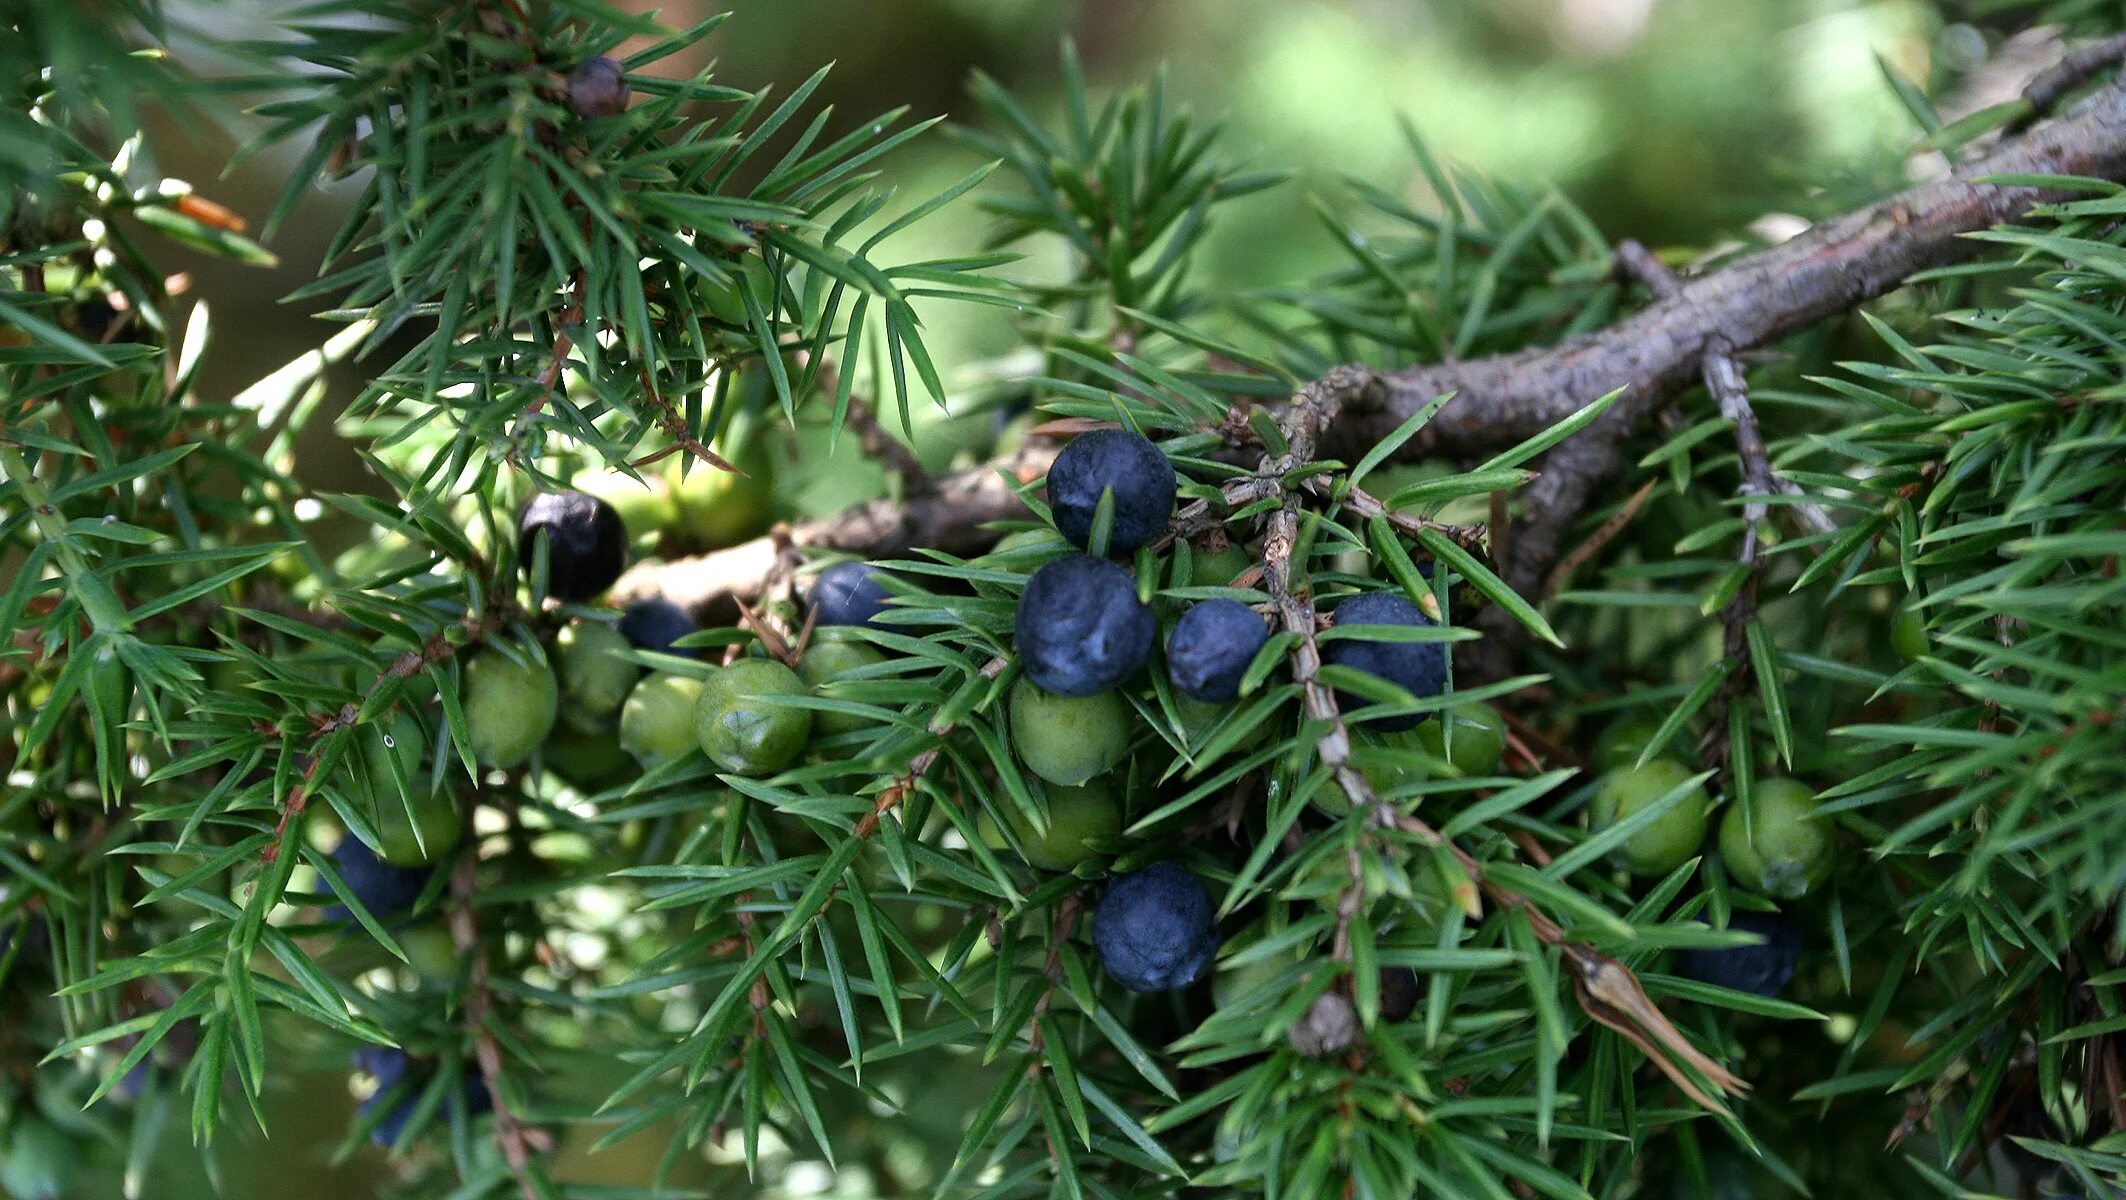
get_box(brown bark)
[612,443,1058,617]
[623,77,2126,626]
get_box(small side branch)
[842,394,934,494]
[2011,33,2126,131]
[1610,239,1794,546]
[613,444,1059,616]
[263,609,508,864]
[630,368,742,476]
[449,834,546,1200]
[1332,77,2126,465]
[1300,476,1488,552]
[1248,368,1746,1113]
[1610,243,1786,773]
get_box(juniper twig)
[2010,33,2126,132]
[1249,367,1748,1112]
[448,822,546,1200]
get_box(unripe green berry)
[1414,701,1507,776]
[1188,541,1253,588]
[693,658,811,776]
[669,438,775,548]
[1008,677,1130,786]
[354,710,460,866]
[1174,693,1269,753]
[399,923,461,983]
[795,638,885,736]
[556,622,639,734]
[371,789,462,868]
[1592,714,1667,772]
[542,723,633,791]
[703,275,746,326]
[1317,756,1418,816]
[463,652,559,770]
[1719,778,1835,899]
[1316,725,1433,814]
[619,673,703,769]
[975,777,1122,871]
[1589,758,1710,876]
[1407,857,1462,929]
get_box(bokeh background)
[72,0,1992,1194]
[164,0,1956,472]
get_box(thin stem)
[0,441,129,632]
[448,815,544,1200]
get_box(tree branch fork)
[603,58,2126,1125]
[621,73,2126,631]
[212,52,2126,1159]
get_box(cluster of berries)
[327,419,1839,1120]
[1588,719,1836,996]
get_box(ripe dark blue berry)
[1015,555,1155,696]
[1378,966,1421,1022]
[1322,592,1445,731]
[1166,599,1268,703]
[353,1047,491,1148]
[808,561,892,628]
[1046,428,1177,555]
[1676,908,1799,998]
[567,56,629,119]
[110,1048,153,1103]
[352,1046,405,1093]
[519,491,628,602]
[1093,861,1219,993]
[322,837,429,924]
[618,598,699,657]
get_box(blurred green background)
[165,0,1951,457]
[68,0,1972,1194]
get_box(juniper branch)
[1398,76,2126,612]
[2010,33,2126,132]
[611,445,1059,617]
[1250,368,1748,1113]
[262,607,510,864]
[448,817,544,1200]
[619,71,2126,628]
[1338,76,2126,464]
[1609,241,1775,774]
